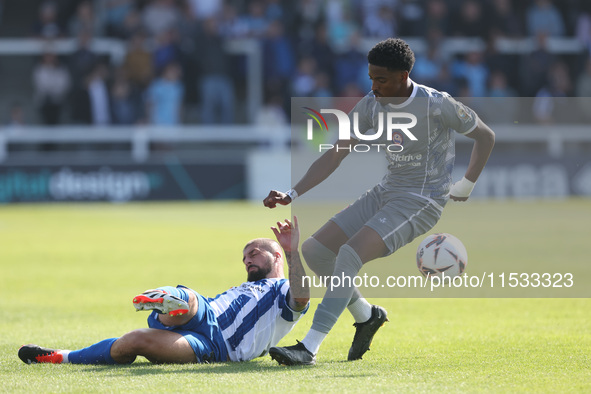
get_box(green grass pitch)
[1,200,590,392]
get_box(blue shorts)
[147,286,228,362]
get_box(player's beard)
[247,265,272,282]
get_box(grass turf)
[1,200,590,392]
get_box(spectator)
[293,0,324,42]
[32,53,71,125]
[488,70,517,98]
[452,0,489,39]
[87,63,111,125]
[324,0,347,25]
[32,1,63,39]
[547,61,572,97]
[71,63,111,125]
[480,70,518,124]
[326,7,358,53]
[110,7,142,40]
[412,44,446,86]
[452,51,489,97]
[312,74,335,121]
[575,58,591,120]
[333,32,366,90]
[69,1,98,37]
[152,29,182,76]
[292,57,317,97]
[68,30,99,124]
[291,57,316,97]
[424,26,445,52]
[533,61,572,124]
[576,5,591,56]
[558,0,582,36]
[355,0,394,21]
[363,4,397,39]
[431,63,457,96]
[265,0,284,22]
[313,72,333,98]
[186,0,223,21]
[489,0,524,38]
[123,31,153,90]
[299,23,334,79]
[532,87,554,123]
[103,0,135,38]
[68,30,99,93]
[484,34,518,91]
[7,102,26,127]
[111,67,143,125]
[520,32,556,97]
[262,20,296,90]
[194,18,235,124]
[397,0,425,37]
[10,0,591,128]
[242,1,270,38]
[423,0,449,38]
[526,0,565,37]
[455,78,474,99]
[339,81,364,98]
[146,62,184,125]
[218,2,249,39]
[142,0,181,37]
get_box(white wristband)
[286,188,298,202]
[450,177,475,198]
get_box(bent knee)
[301,237,316,260]
[302,237,337,276]
[118,329,157,353]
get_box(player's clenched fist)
[263,190,291,208]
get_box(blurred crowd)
[10,0,591,126]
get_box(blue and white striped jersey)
[207,278,308,362]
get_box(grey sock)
[311,244,364,333]
[302,237,364,306]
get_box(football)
[416,233,468,278]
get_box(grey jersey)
[349,81,478,200]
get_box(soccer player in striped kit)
[263,38,495,365]
[19,218,309,365]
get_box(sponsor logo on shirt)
[304,107,418,153]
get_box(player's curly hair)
[367,38,415,72]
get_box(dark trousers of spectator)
[199,75,235,124]
[40,99,62,125]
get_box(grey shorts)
[331,185,446,256]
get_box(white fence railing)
[0,125,290,163]
[1,124,590,164]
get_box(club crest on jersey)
[392,131,404,145]
[455,102,473,124]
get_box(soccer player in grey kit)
[263,38,495,365]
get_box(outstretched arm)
[450,118,495,202]
[271,216,309,311]
[263,139,356,208]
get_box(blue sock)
[157,286,190,303]
[68,338,118,364]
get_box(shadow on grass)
[76,358,378,379]
[77,360,317,376]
